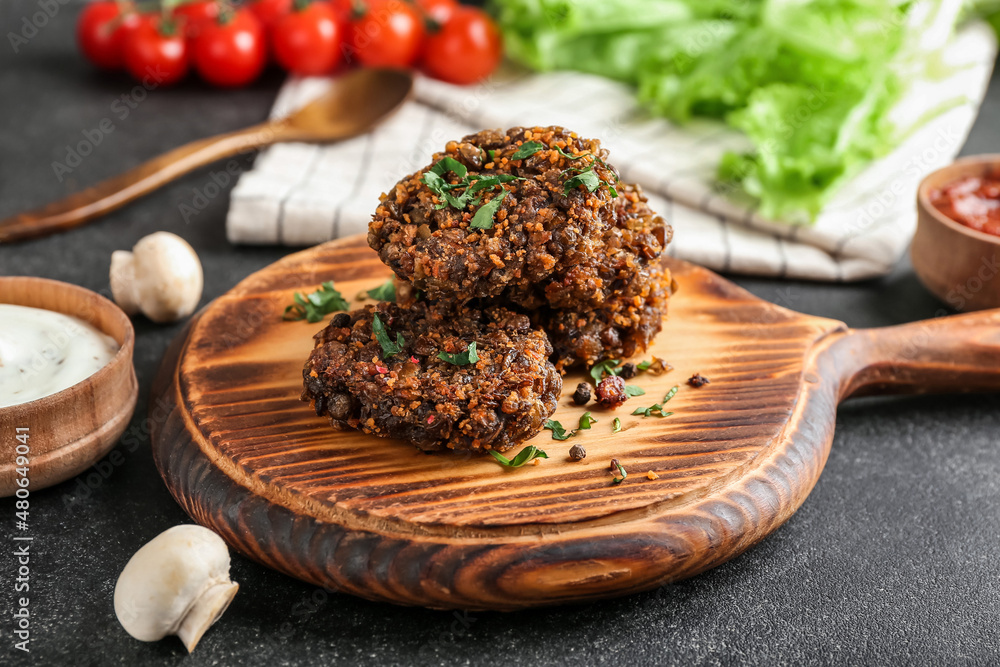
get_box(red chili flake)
[410,356,419,364]
[687,373,710,388]
[375,365,389,374]
[427,415,436,424]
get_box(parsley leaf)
[612,417,622,433]
[564,168,602,196]
[371,312,405,358]
[545,413,597,441]
[430,156,468,179]
[364,280,396,302]
[490,445,549,468]
[624,385,645,397]
[511,140,545,160]
[589,359,620,383]
[544,419,572,441]
[611,460,628,485]
[283,281,348,323]
[437,342,479,366]
[637,360,653,371]
[469,191,507,230]
[631,385,679,418]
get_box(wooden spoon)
[0,69,414,244]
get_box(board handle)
[839,309,1000,399]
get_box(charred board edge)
[150,314,845,611]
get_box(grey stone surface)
[1,2,1000,665]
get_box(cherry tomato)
[421,6,501,84]
[76,1,141,70]
[247,0,294,30]
[192,9,266,87]
[123,15,189,86]
[174,0,220,40]
[349,0,424,68]
[415,0,457,26]
[272,1,342,75]
[328,0,356,33]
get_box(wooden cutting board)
[150,235,1000,611]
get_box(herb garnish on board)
[632,385,679,418]
[544,412,597,441]
[283,281,349,323]
[490,445,549,468]
[363,280,396,302]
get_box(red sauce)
[930,172,1000,236]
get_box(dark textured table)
[2,3,1000,665]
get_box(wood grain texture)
[150,236,1000,610]
[0,277,137,495]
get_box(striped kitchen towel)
[226,22,996,281]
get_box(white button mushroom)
[110,231,203,323]
[114,525,239,653]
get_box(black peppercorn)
[572,382,591,405]
[688,373,710,388]
[619,362,637,379]
[569,444,586,461]
[331,313,352,328]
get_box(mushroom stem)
[176,581,239,653]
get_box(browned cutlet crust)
[369,127,669,310]
[301,302,562,452]
[536,262,676,370]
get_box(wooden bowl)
[912,155,1000,312]
[0,278,137,496]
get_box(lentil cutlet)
[368,127,669,311]
[302,301,562,452]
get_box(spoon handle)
[0,122,284,244]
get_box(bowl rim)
[0,276,135,414]
[917,153,1000,246]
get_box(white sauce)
[0,304,119,409]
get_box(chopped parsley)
[544,419,572,441]
[563,168,602,196]
[611,459,627,485]
[511,140,545,160]
[437,342,479,365]
[490,445,548,468]
[364,280,396,302]
[554,145,620,198]
[421,157,519,229]
[283,281,348,323]
[612,417,622,433]
[632,385,679,418]
[589,359,621,383]
[469,191,507,230]
[624,385,645,397]
[371,312,405,358]
[544,412,597,441]
[637,357,672,375]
